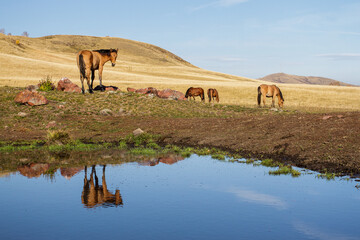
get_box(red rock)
[57,78,82,93]
[159,155,185,165]
[322,115,332,120]
[135,88,148,94]
[46,121,57,128]
[105,87,117,91]
[14,90,49,106]
[157,89,186,100]
[17,163,50,178]
[127,87,136,92]
[133,87,158,95]
[60,167,83,180]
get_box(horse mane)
[185,87,193,98]
[278,87,284,101]
[93,49,118,55]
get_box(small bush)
[38,75,55,91]
[47,130,70,144]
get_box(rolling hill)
[1,33,360,110]
[259,73,353,86]
[0,33,256,88]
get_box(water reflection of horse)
[81,165,123,208]
[185,87,205,101]
[207,88,219,103]
[257,84,284,108]
[76,49,118,94]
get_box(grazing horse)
[257,84,284,108]
[185,87,205,101]
[207,88,219,103]
[76,48,118,94]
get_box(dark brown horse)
[76,49,118,94]
[257,84,284,108]
[185,87,205,101]
[207,88,219,103]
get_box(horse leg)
[86,68,93,94]
[90,69,95,89]
[271,97,275,108]
[262,96,266,107]
[80,74,85,94]
[99,66,104,91]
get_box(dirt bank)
[1,87,359,175]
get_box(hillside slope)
[260,73,353,86]
[0,34,256,88]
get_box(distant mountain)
[259,73,353,86]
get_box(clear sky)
[1,0,360,85]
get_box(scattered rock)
[14,90,49,106]
[57,104,65,109]
[57,78,82,93]
[270,108,279,112]
[17,112,27,117]
[135,87,158,96]
[46,121,57,128]
[19,158,29,163]
[322,115,332,120]
[99,109,113,116]
[157,89,186,100]
[127,87,136,92]
[133,128,144,136]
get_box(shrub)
[47,130,70,145]
[38,75,55,91]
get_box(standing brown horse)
[76,48,118,94]
[257,84,284,108]
[185,87,205,101]
[207,88,219,103]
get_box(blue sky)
[1,0,360,85]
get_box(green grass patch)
[269,166,301,177]
[317,172,336,180]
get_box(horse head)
[278,98,284,108]
[110,48,118,67]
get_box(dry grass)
[1,33,359,112]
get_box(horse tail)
[201,88,205,101]
[215,90,219,102]
[207,89,211,102]
[278,87,284,101]
[257,86,262,105]
[79,53,86,78]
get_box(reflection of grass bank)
[269,166,301,177]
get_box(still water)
[1,154,360,240]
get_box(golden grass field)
[1,33,359,111]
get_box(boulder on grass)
[14,90,49,106]
[57,78,82,93]
[157,89,186,100]
[135,87,158,96]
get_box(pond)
[1,153,360,240]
